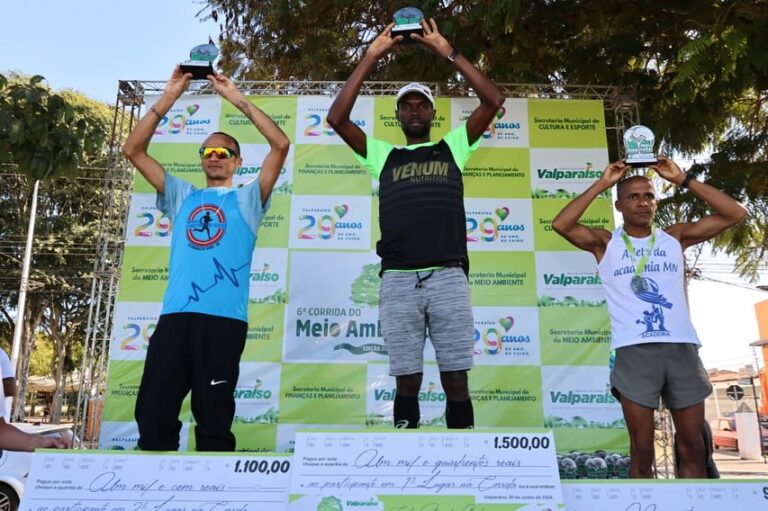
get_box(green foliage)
[0,73,108,180]
[202,0,768,280]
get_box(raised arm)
[552,161,629,260]
[209,75,290,204]
[411,18,505,145]
[653,156,748,249]
[121,66,192,194]
[326,23,402,157]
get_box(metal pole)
[10,179,40,383]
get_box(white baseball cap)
[396,82,435,106]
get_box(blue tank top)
[157,174,267,321]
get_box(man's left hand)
[650,155,686,185]
[208,74,240,99]
[411,18,453,59]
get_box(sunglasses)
[199,146,239,159]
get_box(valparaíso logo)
[234,379,273,400]
[236,165,288,176]
[186,205,226,248]
[251,263,280,282]
[537,162,601,180]
[543,273,601,286]
[134,212,171,238]
[374,382,446,402]
[549,390,617,405]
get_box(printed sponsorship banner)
[468,251,537,306]
[541,365,623,431]
[233,362,281,425]
[284,251,384,362]
[530,148,610,198]
[533,198,613,251]
[101,361,146,422]
[292,144,371,195]
[288,195,371,250]
[278,363,366,424]
[465,198,534,251]
[103,94,622,455]
[219,96,297,144]
[98,420,143,450]
[539,307,611,366]
[233,144,294,193]
[245,303,285,362]
[109,301,161,361]
[373,96,451,144]
[528,99,607,148]
[124,193,172,246]
[536,251,607,307]
[463,147,531,198]
[473,306,540,366]
[295,96,373,145]
[471,365,543,427]
[256,194,291,248]
[118,246,169,302]
[367,363,443,428]
[145,96,222,144]
[451,97,529,147]
[142,143,205,191]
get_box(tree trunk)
[12,305,42,421]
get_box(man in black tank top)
[328,17,504,429]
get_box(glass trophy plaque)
[180,41,219,80]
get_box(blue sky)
[0,1,220,103]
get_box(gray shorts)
[379,267,474,376]
[610,342,712,410]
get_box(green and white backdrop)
[100,92,628,453]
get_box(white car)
[0,423,73,511]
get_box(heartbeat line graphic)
[182,257,250,309]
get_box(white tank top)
[597,227,700,349]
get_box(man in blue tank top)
[552,157,746,478]
[327,18,504,429]
[122,67,289,451]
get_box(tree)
[202,0,768,280]
[0,73,111,420]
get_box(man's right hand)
[164,65,193,100]
[365,23,403,60]
[599,160,629,188]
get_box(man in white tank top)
[552,156,747,478]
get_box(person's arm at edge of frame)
[0,419,71,452]
[326,23,403,158]
[209,74,290,205]
[653,155,748,250]
[411,18,505,145]
[551,161,629,261]
[121,66,193,194]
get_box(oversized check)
[289,429,563,509]
[19,450,291,511]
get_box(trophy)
[623,125,657,167]
[392,6,424,43]
[180,40,219,80]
